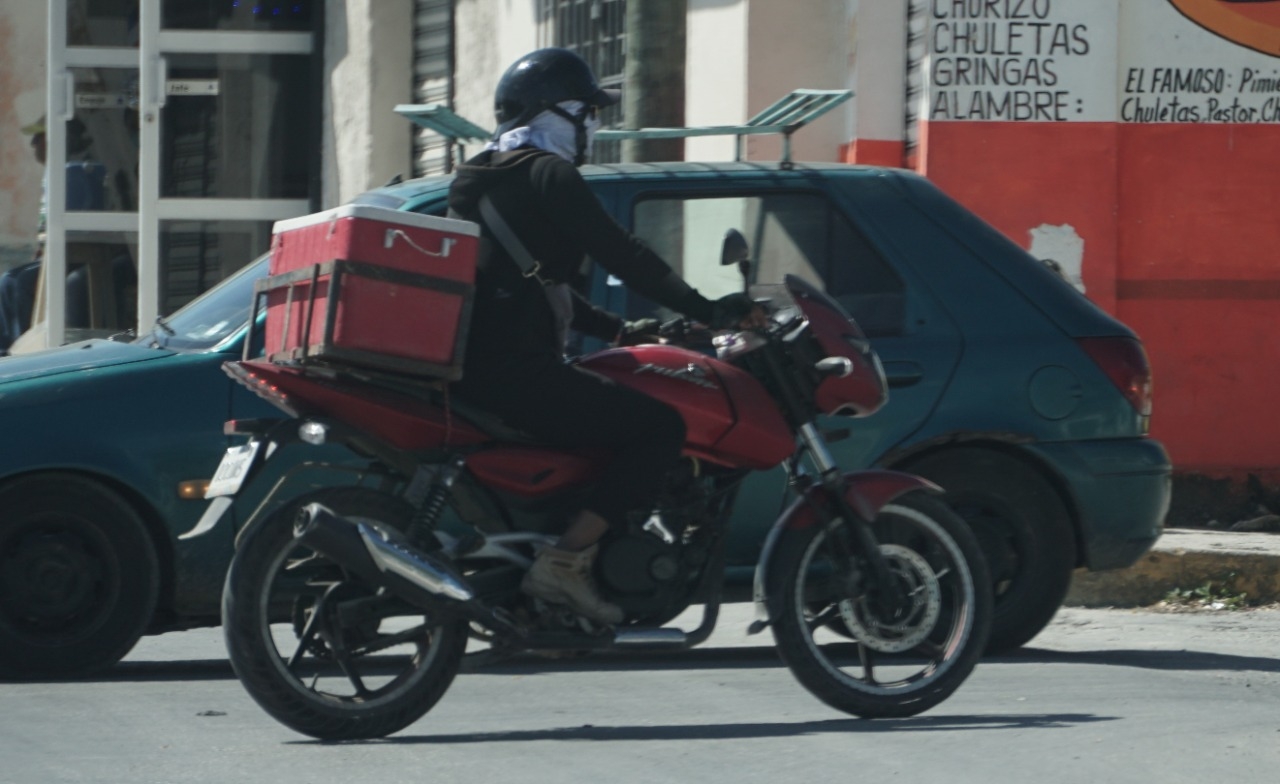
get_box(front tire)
[0,474,159,678]
[222,487,467,739]
[769,492,992,718]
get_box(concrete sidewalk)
[1065,527,1280,608]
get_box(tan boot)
[521,544,624,625]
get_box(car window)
[632,192,906,337]
[138,254,268,351]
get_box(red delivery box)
[260,204,480,380]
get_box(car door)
[606,172,964,571]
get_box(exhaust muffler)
[293,502,475,607]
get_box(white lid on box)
[273,203,479,237]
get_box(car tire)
[0,473,160,678]
[905,448,1076,654]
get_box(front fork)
[794,424,910,618]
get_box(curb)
[1065,528,1280,608]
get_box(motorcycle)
[196,230,992,740]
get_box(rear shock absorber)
[406,456,466,547]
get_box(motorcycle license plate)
[205,442,262,498]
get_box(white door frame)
[43,0,313,349]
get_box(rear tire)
[769,491,991,718]
[906,448,1076,653]
[222,487,467,739]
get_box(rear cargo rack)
[395,88,852,167]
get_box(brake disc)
[839,544,942,653]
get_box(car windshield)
[136,255,268,351]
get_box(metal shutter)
[412,0,454,176]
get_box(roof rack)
[395,88,852,166]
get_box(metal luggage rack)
[249,260,472,382]
[396,88,853,167]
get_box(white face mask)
[486,100,599,165]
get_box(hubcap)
[0,520,116,642]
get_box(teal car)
[0,163,1171,677]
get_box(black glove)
[709,292,756,329]
[616,318,662,346]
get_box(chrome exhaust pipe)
[293,502,474,606]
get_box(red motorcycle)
[204,231,992,739]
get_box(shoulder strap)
[478,194,542,280]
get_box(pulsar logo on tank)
[1169,0,1280,57]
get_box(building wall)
[453,0,541,141]
[845,0,908,166]
[685,0,854,162]
[686,0,750,160]
[744,0,852,162]
[0,4,48,270]
[917,0,1280,480]
[323,0,415,207]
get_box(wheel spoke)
[335,657,371,697]
[287,605,324,670]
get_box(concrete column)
[323,0,414,208]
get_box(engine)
[593,458,723,623]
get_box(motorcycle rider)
[448,48,758,625]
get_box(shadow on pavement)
[0,658,237,684]
[293,713,1117,745]
[996,647,1280,673]
[11,643,1273,684]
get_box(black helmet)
[493,48,620,137]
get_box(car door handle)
[882,360,924,388]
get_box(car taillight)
[1075,337,1153,417]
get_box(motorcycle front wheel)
[769,491,992,718]
[222,487,468,740]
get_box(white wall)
[745,0,852,161]
[453,0,542,141]
[323,0,415,207]
[686,0,749,161]
[686,0,857,163]
[850,0,906,144]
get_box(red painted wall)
[918,119,1280,481]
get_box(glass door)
[38,0,320,350]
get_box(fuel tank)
[578,345,794,470]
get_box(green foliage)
[1163,575,1251,610]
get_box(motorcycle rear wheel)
[222,487,468,740]
[769,492,992,718]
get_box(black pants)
[453,355,687,528]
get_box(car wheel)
[905,448,1076,653]
[0,473,160,678]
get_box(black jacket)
[448,148,712,363]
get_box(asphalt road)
[2,604,1278,784]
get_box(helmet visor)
[590,87,621,109]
